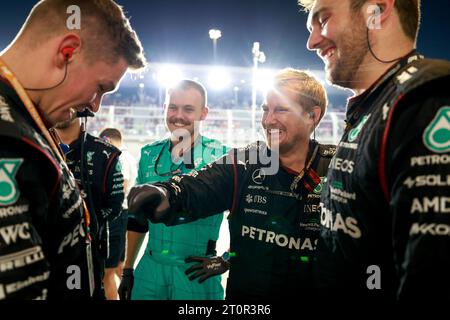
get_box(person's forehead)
[168,88,203,106]
[307,0,334,29]
[266,87,299,107]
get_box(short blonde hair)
[273,68,328,122]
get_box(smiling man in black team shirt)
[299,0,450,300]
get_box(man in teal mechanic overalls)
[119,80,228,300]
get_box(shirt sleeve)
[101,153,124,222]
[386,76,450,300]
[156,152,237,225]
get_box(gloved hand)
[127,185,170,223]
[184,256,230,283]
[118,268,134,300]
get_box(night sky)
[1,0,449,71]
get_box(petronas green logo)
[423,107,450,153]
[313,177,326,194]
[348,114,371,143]
[116,161,122,172]
[0,159,24,206]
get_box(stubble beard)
[327,14,369,90]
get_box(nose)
[170,108,187,121]
[262,110,276,128]
[307,28,322,51]
[90,93,103,113]
[175,108,185,118]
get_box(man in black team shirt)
[55,118,124,299]
[299,0,450,300]
[0,0,145,299]
[127,68,336,300]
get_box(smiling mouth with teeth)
[173,122,189,127]
[323,48,336,61]
[267,129,283,135]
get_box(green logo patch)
[332,181,343,190]
[348,115,371,143]
[423,106,450,153]
[86,152,94,163]
[313,177,326,194]
[115,160,122,172]
[0,159,24,206]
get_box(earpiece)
[372,4,383,18]
[377,4,384,14]
[61,47,74,60]
[309,112,315,119]
[24,47,72,91]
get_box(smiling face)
[164,87,208,140]
[306,0,368,89]
[262,87,313,155]
[39,56,128,126]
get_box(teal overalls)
[131,136,228,300]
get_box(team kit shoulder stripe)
[20,137,62,204]
[378,94,405,202]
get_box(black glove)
[118,268,134,300]
[127,185,170,223]
[184,256,230,283]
